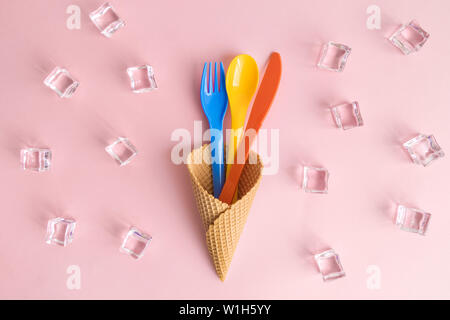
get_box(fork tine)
[208,62,212,93]
[201,62,207,93]
[214,62,218,93]
[219,62,225,92]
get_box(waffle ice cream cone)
[186,144,263,281]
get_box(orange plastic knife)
[219,52,282,204]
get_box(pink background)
[0,0,449,299]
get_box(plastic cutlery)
[219,52,282,204]
[225,54,259,201]
[200,62,228,197]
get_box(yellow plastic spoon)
[225,54,259,201]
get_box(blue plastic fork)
[200,62,228,198]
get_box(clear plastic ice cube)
[43,67,79,98]
[21,148,51,172]
[89,2,125,38]
[314,249,345,281]
[317,42,351,72]
[120,227,152,259]
[45,217,76,247]
[105,137,138,166]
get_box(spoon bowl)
[225,55,259,191]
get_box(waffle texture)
[186,144,263,281]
